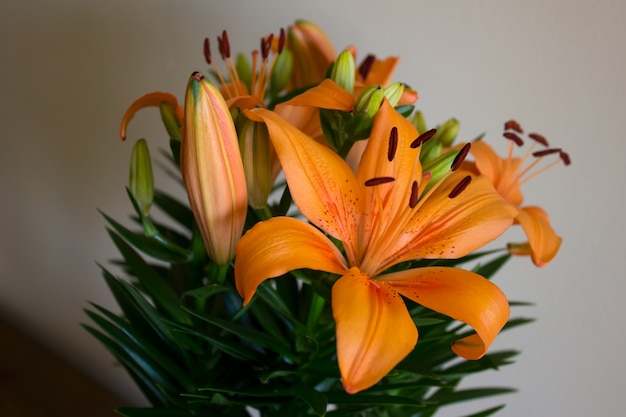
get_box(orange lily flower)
[235,100,517,393]
[469,123,569,266]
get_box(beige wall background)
[1,0,624,415]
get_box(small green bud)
[269,49,293,95]
[237,118,274,209]
[129,138,154,216]
[331,50,355,94]
[354,85,385,117]
[421,148,460,193]
[159,102,182,142]
[235,53,252,89]
[412,111,427,134]
[383,82,405,107]
[435,118,460,147]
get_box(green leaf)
[153,190,194,230]
[294,382,328,416]
[461,404,506,417]
[325,391,425,408]
[182,307,296,361]
[101,210,189,263]
[473,253,511,279]
[106,229,191,324]
[182,284,229,302]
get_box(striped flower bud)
[181,72,248,265]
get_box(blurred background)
[1,0,624,415]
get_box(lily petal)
[333,267,417,394]
[516,206,562,267]
[246,107,363,265]
[282,79,355,111]
[471,140,524,206]
[119,92,183,140]
[389,173,517,268]
[378,266,509,360]
[235,217,348,306]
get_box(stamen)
[560,151,571,165]
[448,175,472,198]
[261,34,273,59]
[528,133,549,146]
[409,180,419,208]
[218,30,231,59]
[451,143,471,171]
[358,54,375,80]
[387,127,398,161]
[365,176,395,186]
[532,148,561,157]
[410,128,437,148]
[203,38,212,64]
[278,28,286,54]
[503,132,524,146]
[504,119,524,133]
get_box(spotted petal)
[332,267,417,394]
[235,217,348,306]
[246,107,363,265]
[378,266,510,360]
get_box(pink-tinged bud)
[287,20,336,89]
[181,72,248,265]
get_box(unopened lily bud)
[421,147,460,191]
[235,53,252,89]
[412,111,427,134]
[507,242,532,257]
[129,138,154,216]
[331,50,355,94]
[269,48,293,95]
[181,72,248,265]
[435,118,460,147]
[238,118,274,209]
[383,82,405,107]
[287,20,336,89]
[354,85,384,117]
[159,102,182,142]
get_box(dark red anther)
[358,54,376,80]
[532,148,561,157]
[451,143,471,171]
[560,151,571,165]
[387,127,398,162]
[365,176,395,186]
[504,119,523,134]
[278,28,286,54]
[503,132,524,146]
[528,133,549,146]
[192,71,203,82]
[448,175,472,199]
[203,38,212,64]
[409,180,419,208]
[410,128,437,148]
[218,30,231,59]
[261,34,274,59]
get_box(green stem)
[305,290,325,332]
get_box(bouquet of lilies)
[85,20,569,417]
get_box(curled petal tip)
[120,92,183,141]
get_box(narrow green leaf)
[294,382,328,416]
[101,211,189,263]
[325,391,425,407]
[107,229,191,324]
[473,253,511,279]
[461,404,506,417]
[153,190,194,230]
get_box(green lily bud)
[435,118,460,147]
[235,53,252,89]
[383,82,405,107]
[354,85,384,118]
[129,138,154,216]
[412,111,427,134]
[237,117,274,209]
[269,48,293,96]
[159,102,182,142]
[421,148,460,192]
[331,50,355,94]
